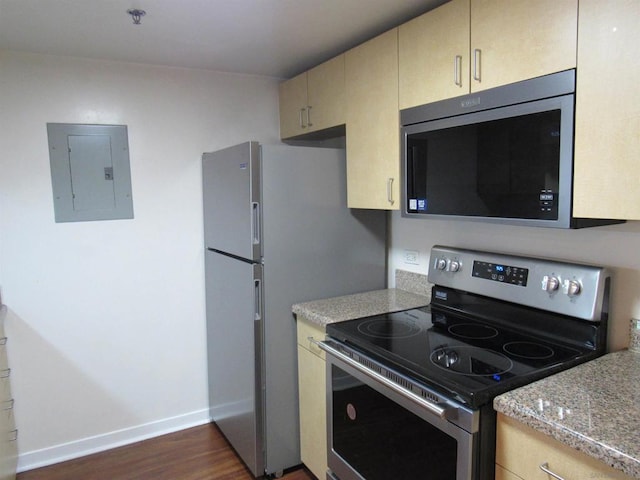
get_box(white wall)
[388,213,640,352]
[0,51,281,471]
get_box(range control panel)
[427,245,610,321]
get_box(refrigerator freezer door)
[205,249,264,476]
[203,142,261,261]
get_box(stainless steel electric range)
[320,245,610,480]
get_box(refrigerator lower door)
[205,248,264,476]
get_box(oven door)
[323,343,479,480]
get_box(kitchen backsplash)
[395,269,432,300]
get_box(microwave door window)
[477,110,561,219]
[406,109,562,220]
[407,127,490,216]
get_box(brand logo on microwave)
[460,97,481,108]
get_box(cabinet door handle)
[8,429,17,442]
[306,336,324,355]
[539,462,566,480]
[454,55,463,87]
[387,178,395,205]
[299,107,307,128]
[473,48,482,82]
[306,105,313,127]
[0,368,9,379]
[0,337,7,346]
[2,398,14,411]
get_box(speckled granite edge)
[494,350,640,479]
[629,319,640,352]
[395,269,432,299]
[292,288,430,326]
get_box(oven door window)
[330,363,473,480]
[404,95,574,222]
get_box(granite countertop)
[292,269,431,326]
[494,349,640,478]
[292,288,430,326]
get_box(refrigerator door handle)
[254,278,262,321]
[252,202,261,246]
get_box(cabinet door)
[470,0,577,92]
[495,464,523,480]
[573,0,639,220]
[297,347,327,479]
[399,0,470,109]
[496,413,634,480]
[346,28,400,210]
[297,317,327,480]
[279,72,308,139]
[307,55,345,134]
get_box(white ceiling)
[0,0,447,79]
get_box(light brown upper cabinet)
[399,0,470,109]
[278,55,345,139]
[573,0,639,220]
[399,0,578,109]
[345,29,400,210]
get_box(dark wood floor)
[17,423,316,480]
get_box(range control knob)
[564,279,582,297]
[541,275,560,292]
[449,260,461,272]
[435,258,447,270]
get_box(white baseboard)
[17,408,211,473]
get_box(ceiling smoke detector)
[127,8,146,25]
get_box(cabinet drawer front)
[296,318,325,359]
[496,414,633,480]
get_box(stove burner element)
[448,323,499,340]
[503,341,555,360]
[430,346,513,376]
[356,318,422,339]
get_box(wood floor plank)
[17,423,316,480]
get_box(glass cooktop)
[326,300,600,408]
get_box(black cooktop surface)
[326,301,601,408]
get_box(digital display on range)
[472,260,528,286]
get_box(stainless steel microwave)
[400,70,622,229]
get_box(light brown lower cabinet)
[296,317,327,480]
[496,413,633,480]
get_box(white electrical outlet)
[403,250,420,265]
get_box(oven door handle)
[317,340,451,420]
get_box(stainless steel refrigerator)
[202,141,386,477]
